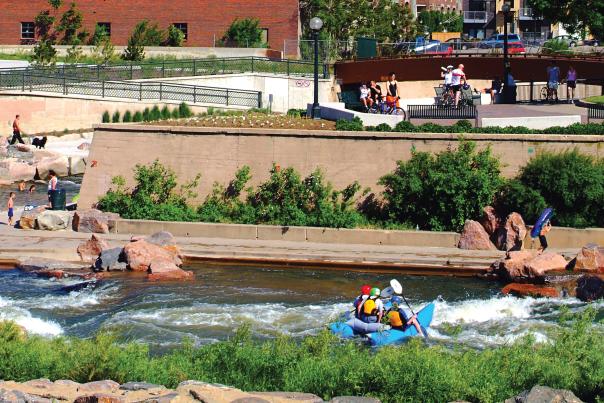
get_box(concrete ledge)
[524,226,604,249]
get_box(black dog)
[32,136,47,149]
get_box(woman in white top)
[359,83,373,110]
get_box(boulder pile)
[458,206,527,252]
[19,207,73,231]
[77,231,193,282]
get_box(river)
[0,264,601,349]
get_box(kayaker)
[360,288,384,324]
[353,284,372,319]
[387,296,425,337]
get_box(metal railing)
[463,11,493,23]
[518,8,542,20]
[0,72,262,108]
[0,56,328,84]
[407,105,477,120]
[588,105,604,120]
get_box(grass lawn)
[585,96,604,104]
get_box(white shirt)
[444,72,453,85]
[48,176,57,191]
[451,68,465,86]
[374,298,384,313]
[359,87,369,99]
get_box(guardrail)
[407,105,477,120]
[0,56,329,83]
[588,105,604,120]
[0,72,262,107]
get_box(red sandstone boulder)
[458,220,497,250]
[502,283,559,298]
[77,234,109,264]
[524,252,568,278]
[480,206,500,236]
[495,212,527,252]
[147,259,194,281]
[576,275,604,302]
[496,250,539,280]
[123,240,182,271]
[72,209,120,233]
[573,243,604,273]
[18,206,46,230]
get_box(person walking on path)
[546,61,560,103]
[9,115,25,145]
[566,66,577,103]
[538,221,552,253]
[7,192,15,226]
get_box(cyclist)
[386,72,400,109]
[451,64,467,107]
[441,65,454,93]
[546,60,560,103]
[369,80,383,111]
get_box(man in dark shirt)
[369,80,382,105]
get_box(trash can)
[503,86,517,104]
[49,189,66,210]
[356,37,377,59]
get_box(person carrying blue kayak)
[387,296,425,337]
[538,220,552,253]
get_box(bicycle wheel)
[540,87,548,102]
[392,107,407,119]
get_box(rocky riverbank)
[0,380,585,403]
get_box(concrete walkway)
[0,225,580,276]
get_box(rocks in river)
[94,247,127,272]
[504,385,583,403]
[78,235,110,263]
[501,283,559,298]
[123,239,182,272]
[523,252,568,278]
[72,209,119,233]
[35,155,70,179]
[19,206,46,230]
[480,206,500,236]
[17,257,95,280]
[148,259,193,281]
[36,210,73,231]
[572,243,604,273]
[495,212,527,252]
[493,250,567,281]
[457,220,497,250]
[575,275,604,302]
[0,158,36,182]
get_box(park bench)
[407,104,477,120]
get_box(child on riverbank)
[7,192,15,226]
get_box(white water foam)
[0,296,63,337]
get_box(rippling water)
[0,176,82,207]
[0,264,601,348]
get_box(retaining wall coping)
[93,124,604,142]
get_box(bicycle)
[368,98,407,119]
[439,85,455,107]
[540,83,559,103]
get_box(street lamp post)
[502,3,511,103]
[310,17,323,120]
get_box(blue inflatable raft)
[329,302,436,346]
[531,207,554,238]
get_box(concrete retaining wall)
[79,125,604,209]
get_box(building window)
[260,28,268,44]
[21,22,35,39]
[97,22,111,37]
[173,23,188,40]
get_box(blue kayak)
[329,302,435,346]
[531,207,554,238]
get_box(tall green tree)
[527,0,604,39]
[31,0,62,65]
[221,18,264,47]
[56,2,87,45]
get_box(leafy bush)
[150,105,161,121]
[160,105,171,120]
[394,120,417,132]
[142,107,151,122]
[166,24,185,47]
[221,18,265,47]
[111,111,121,123]
[1,309,603,403]
[286,109,306,118]
[132,111,143,122]
[335,117,363,131]
[178,102,192,118]
[379,141,502,231]
[122,110,132,123]
[494,179,547,224]
[542,38,571,55]
[516,149,604,227]
[102,111,110,123]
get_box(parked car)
[413,40,441,53]
[552,35,580,47]
[444,38,478,50]
[581,38,601,46]
[479,34,522,49]
[489,41,526,54]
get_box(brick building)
[0,0,300,50]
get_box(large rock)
[77,234,109,263]
[494,250,566,281]
[74,394,124,403]
[123,240,182,271]
[36,210,72,231]
[505,385,583,403]
[480,206,500,236]
[73,209,119,233]
[35,155,69,178]
[70,156,87,176]
[501,283,559,298]
[18,206,46,230]
[576,275,604,302]
[458,220,497,250]
[94,247,127,272]
[147,259,194,281]
[573,243,604,273]
[1,159,36,182]
[523,252,568,278]
[495,212,527,252]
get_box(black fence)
[0,73,262,108]
[0,57,328,84]
[407,105,477,120]
[588,105,604,120]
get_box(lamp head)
[502,3,510,13]
[310,17,323,31]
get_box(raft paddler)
[360,287,384,324]
[387,296,425,337]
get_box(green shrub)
[516,149,604,227]
[394,121,417,132]
[286,109,306,118]
[335,117,364,131]
[221,18,265,47]
[111,111,121,123]
[160,105,171,120]
[373,123,393,132]
[132,111,143,122]
[166,24,185,47]
[542,38,571,55]
[379,140,502,231]
[150,105,161,121]
[171,108,180,119]
[102,110,110,123]
[178,102,192,118]
[122,111,132,123]
[142,107,151,122]
[494,179,547,223]
[450,119,473,133]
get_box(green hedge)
[101,102,192,124]
[0,309,603,403]
[335,119,604,135]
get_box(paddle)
[390,279,428,339]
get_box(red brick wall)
[0,0,299,50]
